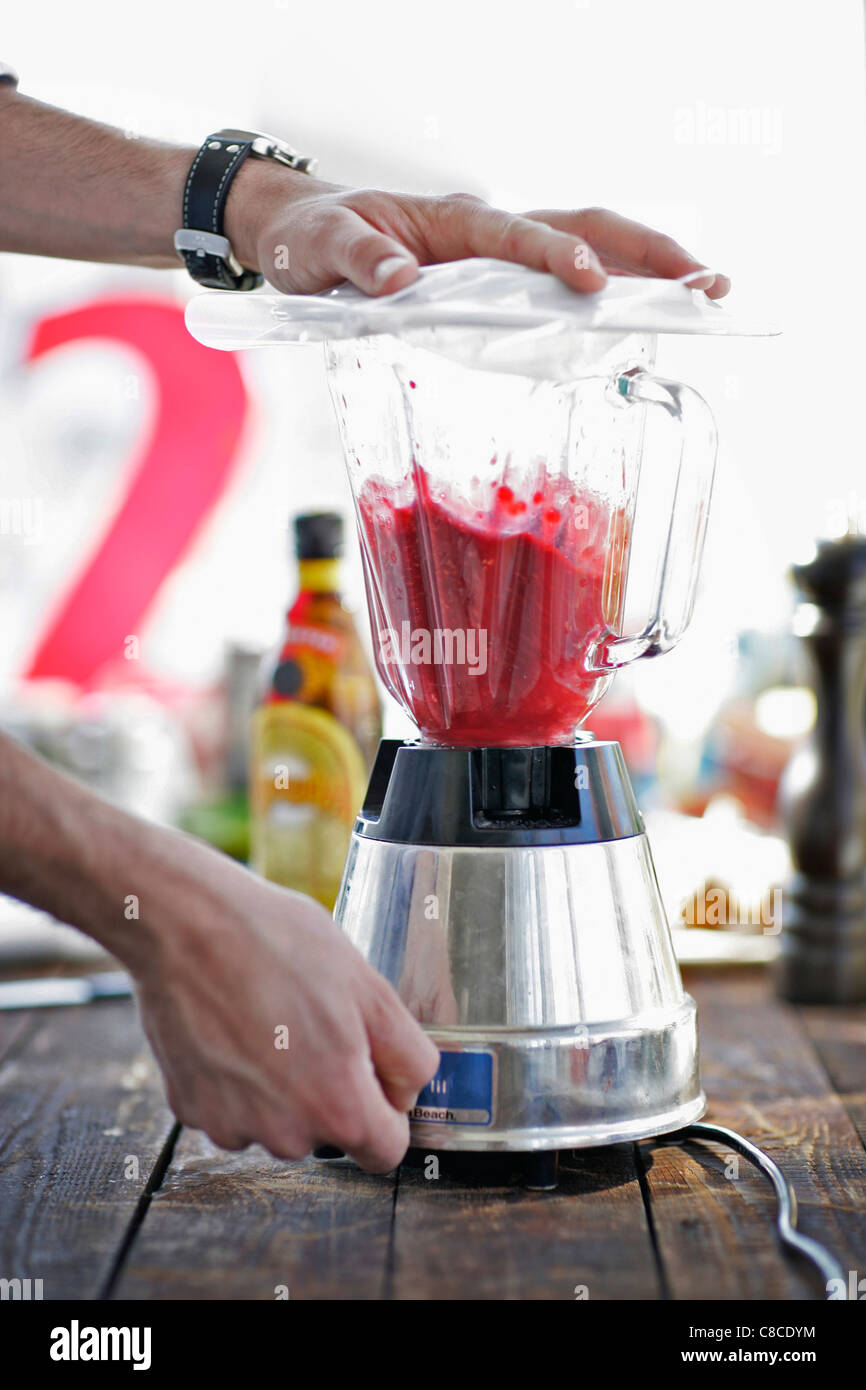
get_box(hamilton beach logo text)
[379,622,487,676]
[50,1320,151,1371]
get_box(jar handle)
[589,367,718,671]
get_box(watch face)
[0,62,20,86]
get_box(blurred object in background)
[0,291,254,833]
[587,678,659,802]
[5,295,250,689]
[250,512,381,908]
[648,798,787,965]
[0,898,112,968]
[676,628,814,828]
[1,680,195,823]
[591,620,804,964]
[778,533,866,1002]
[177,643,262,861]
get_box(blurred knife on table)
[0,971,133,1010]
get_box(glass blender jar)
[330,327,716,748]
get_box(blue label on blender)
[411,1050,494,1126]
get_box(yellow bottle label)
[250,702,368,909]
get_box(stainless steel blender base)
[335,741,705,1153]
[408,1005,705,1152]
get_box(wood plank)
[0,964,65,1064]
[114,1129,397,1301]
[390,1144,659,1300]
[11,962,858,1303]
[635,1140,814,1300]
[119,1138,658,1301]
[0,998,173,1300]
[639,967,866,1300]
[0,1010,37,1066]
[799,1003,866,1152]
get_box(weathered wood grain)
[5,963,864,1303]
[639,967,866,1300]
[119,1136,657,1301]
[114,1128,397,1301]
[389,1143,659,1300]
[0,998,173,1300]
[799,1003,866,1152]
[0,1010,36,1067]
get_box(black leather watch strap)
[178,130,263,291]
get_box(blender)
[186,261,773,1174]
[324,266,724,1168]
[183,269,852,1275]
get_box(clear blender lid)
[185,257,778,379]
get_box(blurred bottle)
[178,644,261,861]
[250,512,381,908]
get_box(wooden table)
[1,966,864,1301]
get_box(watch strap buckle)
[173,228,244,278]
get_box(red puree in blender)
[359,464,628,747]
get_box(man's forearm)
[0,85,302,272]
[0,85,198,267]
[0,729,235,978]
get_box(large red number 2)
[24,296,249,687]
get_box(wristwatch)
[174,129,318,291]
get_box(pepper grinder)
[778,534,866,1002]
